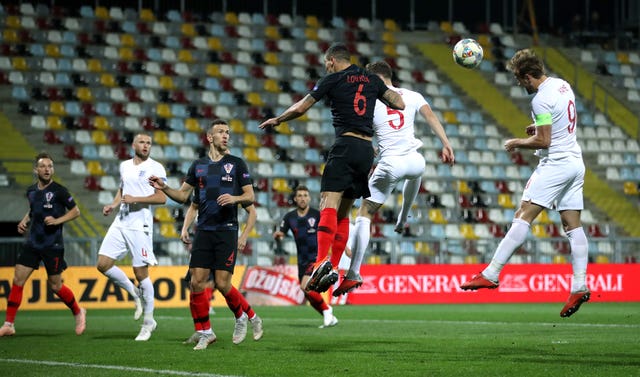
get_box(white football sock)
[483,218,530,282]
[566,226,589,292]
[396,177,421,229]
[138,277,155,321]
[104,266,138,298]
[348,216,371,276]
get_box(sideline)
[0,358,243,377]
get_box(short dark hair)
[294,185,309,194]
[324,43,350,62]
[35,152,52,165]
[365,60,393,80]
[208,118,228,133]
[507,49,545,79]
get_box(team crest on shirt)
[222,163,234,182]
[44,191,53,209]
[307,217,316,233]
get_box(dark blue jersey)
[25,181,76,249]
[185,154,252,231]
[278,208,320,269]
[309,64,389,138]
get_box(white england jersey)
[531,77,582,158]
[372,86,427,158]
[113,158,167,231]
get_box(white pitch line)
[0,358,243,377]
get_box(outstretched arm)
[149,176,194,204]
[380,88,405,110]
[419,103,455,165]
[259,94,317,129]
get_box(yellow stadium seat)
[49,101,66,116]
[45,44,61,57]
[264,52,280,65]
[95,6,109,19]
[76,87,94,102]
[443,111,458,123]
[207,37,222,51]
[428,209,447,224]
[265,26,280,39]
[304,28,318,40]
[460,224,479,239]
[46,116,63,130]
[3,29,18,43]
[415,242,434,256]
[159,76,174,89]
[224,12,239,25]
[536,210,552,224]
[178,49,193,63]
[457,180,472,194]
[531,224,549,238]
[246,92,264,106]
[160,223,180,238]
[305,15,319,28]
[350,56,360,65]
[278,122,293,135]
[121,34,136,47]
[185,118,201,133]
[623,181,639,195]
[243,134,260,147]
[86,161,106,176]
[248,227,260,238]
[264,79,280,93]
[181,23,197,36]
[272,178,290,193]
[119,47,134,61]
[595,255,609,264]
[91,130,109,144]
[288,255,298,265]
[440,21,453,34]
[616,52,629,64]
[5,16,20,29]
[100,73,116,87]
[154,207,175,223]
[383,19,399,31]
[229,119,245,133]
[497,193,516,208]
[156,103,172,118]
[12,57,28,71]
[382,44,398,57]
[139,8,156,22]
[464,255,479,264]
[87,59,103,72]
[243,148,260,162]
[154,130,171,145]
[206,63,221,77]
[93,116,111,131]
[553,255,567,264]
[382,32,396,43]
[477,34,491,47]
[367,255,381,265]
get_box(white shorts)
[521,155,585,211]
[98,225,158,267]
[368,152,425,204]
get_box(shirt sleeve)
[60,186,77,210]
[532,96,553,126]
[236,158,253,187]
[309,73,337,102]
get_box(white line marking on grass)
[0,358,243,377]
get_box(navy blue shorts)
[18,245,67,276]
[321,136,374,199]
[189,230,237,273]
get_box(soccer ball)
[452,38,483,69]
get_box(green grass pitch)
[0,303,638,377]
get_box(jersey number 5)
[386,107,405,129]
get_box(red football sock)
[316,208,337,264]
[190,291,210,331]
[5,284,24,323]
[330,217,350,267]
[305,291,329,315]
[55,284,81,315]
[225,286,256,319]
[204,287,213,301]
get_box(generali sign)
[347,264,640,304]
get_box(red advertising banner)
[239,265,306,306]
[347,263,640,305]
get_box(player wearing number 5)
[259,43,405,293]
[460,49,590,318]
[334,60,455,295]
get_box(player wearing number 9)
[460,49,591,318]
[259,43,405,293]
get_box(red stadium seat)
[64,145,82,159]
[260,134,277,148]
[83,176,102,191]
[43,130,62,144]
[115,144,130,160]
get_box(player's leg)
[1,263,34,336]
[301,269,336,328]
[97,227,142,319]
[395,153,425,233]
